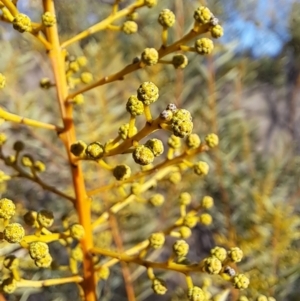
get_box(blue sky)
[17,0,298,58]
[221,0,296,57]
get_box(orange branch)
[42,0,96,300]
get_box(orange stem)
[42,1,96,300]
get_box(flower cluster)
[0,2,262,300]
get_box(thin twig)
[0,107,62,132]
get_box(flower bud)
[13,13,32,33]
[133,145,154,165]
[179,226,192,239]
[37,209,54,228]
[70,223,85,240]
[13,141,24,152]
[0,198,15,220]
[172,119,193,138]
[205,133,219,148]
[86,142,104,159]
[34,161,46,172]
[4,223,25,243]
[42,12,56,27]
[199,213,212,226]
[122,21,138,34]
[77,56,88,67]
[194,6,212,24]
[228,247,243,263]
[193,161,209,176]
[80,72,93,84]
[24,210,38,226]
[183,215,198,228]
[201,196,214,209]
[40,78,52,89]
[232,274,250,290]
[152,278,167,295]
[158,9,175,28]
[168,135,181,149]
[203,256,222,274]
[141,48,159,66]
[210,246,227,262]
[137,82,159,105]
[1,277,17,294]
[173,240,189,257]
[149,194,165,207]
[186,134,201,149]
[145,139,164,157]
[210,25,224,38]
[73,94,85,105]
[21,155,33,167]
[195,38,214,55]
[149,232,165,249]
[35,253,52,268]
[118,123,138,140]
[71,141,87,157]
[126,95,144,116]
[29,241,49,260]
[113,164,131,181]
[188,286,205,301]
[179,192,191,206]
